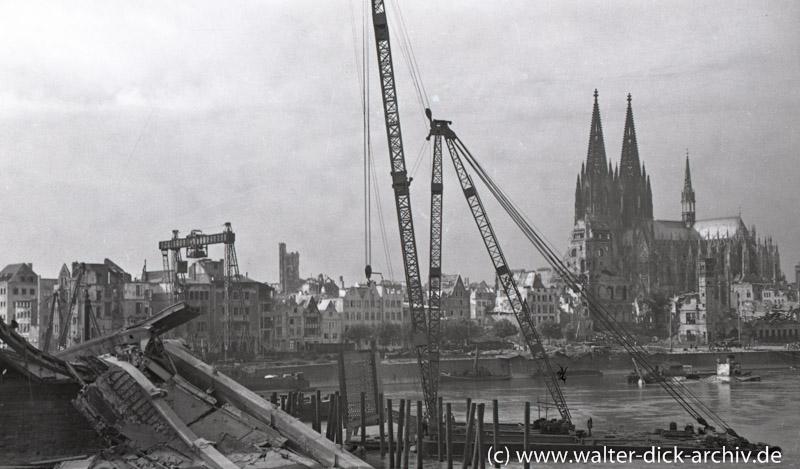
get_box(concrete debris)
[0,302,372,468]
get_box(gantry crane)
[370,0,440,425]
[158,222,246,359]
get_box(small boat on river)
[716,354,761,382]
[441,347,512,382]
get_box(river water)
[360,370,799,468]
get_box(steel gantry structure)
[370,0,440,425]
[158,222,246,358]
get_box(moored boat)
[717,354,761,382]
[442,346,512,381]
[234,371,311,392]
[441,369,512,381]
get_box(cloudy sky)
[1,0,798,286]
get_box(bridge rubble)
[0,302,371,469]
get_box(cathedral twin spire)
[575,91,653,226]
[586,89,608,178]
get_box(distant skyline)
[0,1,798,286]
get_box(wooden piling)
[461,402,476,469]
[325,394,334,440]
[403,399,411,469]
[476,403,485,469]
[396,399,406,469]
[270,392,278,406]
[416,400,423,469]
[438,395,444,462]
[466,398,472,422]
[446,402,453,469]
[388,398,395,468]
[336,392,343,446]
[298,391,304,417]
[492,399,499,468]
[379,393,386,459]
[523,401,530,469]
[331,393,338,443]
[287,392,294,416]
[280,394,287,411]
[311,395,318,432]
[360,391,367,455]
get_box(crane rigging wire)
[366,0,744,440]
[350,0,373,271]
[355,0,400,282]
[370,148,396,281]
[409,137,431,180]
[386,0,429,127]
[364,0,372,270]
[452,135,739,436]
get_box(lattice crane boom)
[426,127,443,416]
[56,263,86,349]
[42,292,59,352]
[430,115,572,423]
[370,0,438,422]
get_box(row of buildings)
[0,250,576,354]
[2,91,797,353]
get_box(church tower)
[575,89,612,222]
[619,94,652,227]
[681,151,696,228]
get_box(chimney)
[339,276,344,289]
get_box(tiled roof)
[693,217,745,239]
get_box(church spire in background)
[586,89,608,178]
[681,149,696,227]
[576,90,612,222]
[620,94,641,182]
[620,94,646,226]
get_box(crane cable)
[457,137,727,430]
[350,0,372,270]
[353,0,400,281]
[369,147,396,281]
[386,0,429,127]
[453,135,739,436]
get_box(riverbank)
[231,348,800,388]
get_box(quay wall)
[242,349,800,388]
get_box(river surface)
[358,370,799,468]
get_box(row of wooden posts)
[270,390,534,469]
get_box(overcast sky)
[1,0,798,287]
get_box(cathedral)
[565,91,782,322]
